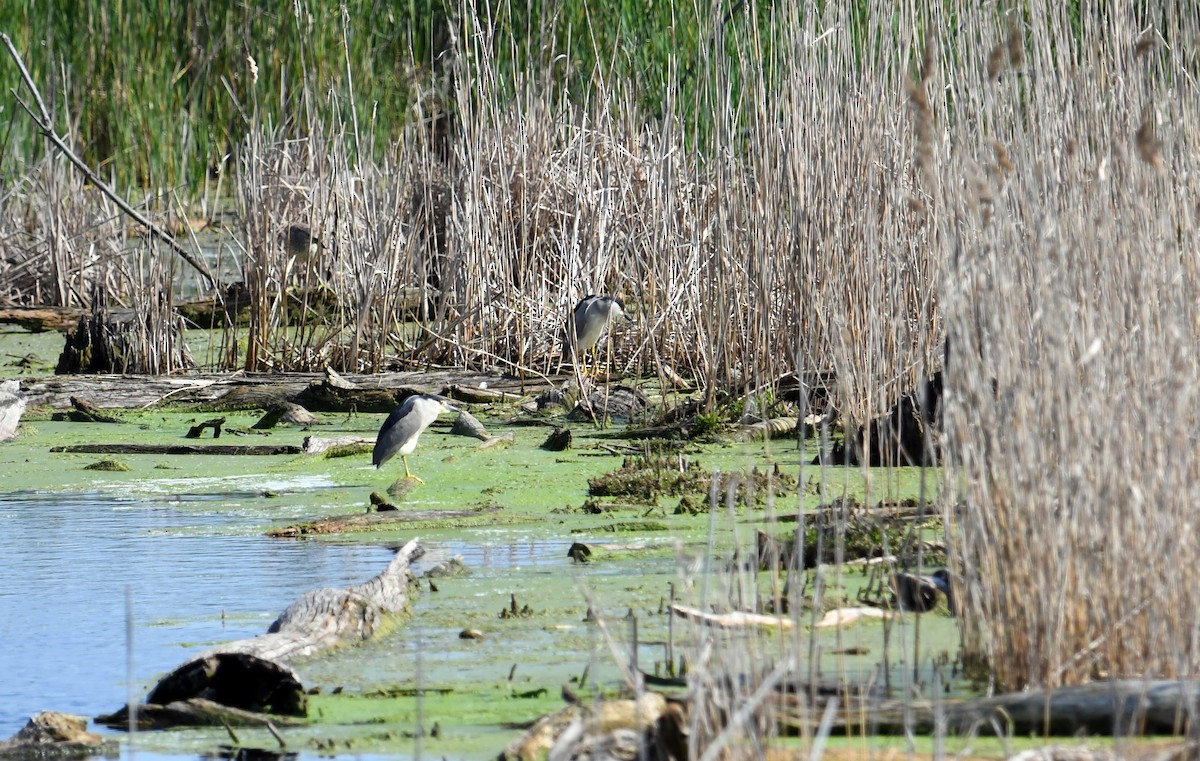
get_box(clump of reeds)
[932,5,1200,689]
[0,156,125,308]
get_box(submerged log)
[541,427,572,451]
[735,417,798,442]
[445,383,523,404]
[295,378,408,414]
[671,603,795,631]
[267,504,502,537]
[105,540,426,729]
[50,443,300,455]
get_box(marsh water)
[0,481,593,760]
[0,485,395,733]
[0,363,959,760]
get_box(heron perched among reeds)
[373,394,457,483]
[563,294,632,374]
[284,224,323,284]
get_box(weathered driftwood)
[51,443,301,456]
[267,504,502,537]
[103,540,426,729]
[294,381,405,414]
[110,654,305,723]
[322,366,357,390]
[302,435,374,455]
[205,539,423,662]
[445,383,523,404]
[671,603,795,630]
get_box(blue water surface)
[0,488,394,748]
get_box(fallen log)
[301,435,374,455]
[0,306,85,333]
[20,369,551,412]
[100,540,426,729]
[51,443,301,455]
[735,417,798,442]
[445,383,523,404]
[97,697,305,731]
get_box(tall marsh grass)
[4,0,1200,748]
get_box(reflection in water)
[207,747,298,761]
[0,490,393,738]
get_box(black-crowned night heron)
[372,394,457,483]
[284,224,322,284]
[564,294,631,373]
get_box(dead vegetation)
[3,0,1200,756]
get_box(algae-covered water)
[0,369,960,760]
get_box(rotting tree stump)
[98,539,425,729]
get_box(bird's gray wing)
[373,397,418,467]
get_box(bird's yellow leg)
[402,455,425,484]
